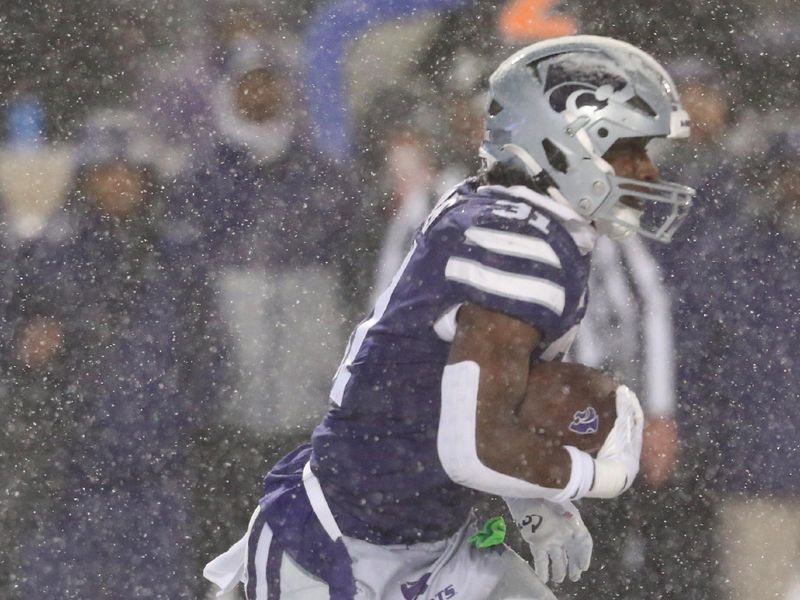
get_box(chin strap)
[594,204,641,240]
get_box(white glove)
[586,385,645,498]
[505,497,593,583]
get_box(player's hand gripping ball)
[516,362,617,454]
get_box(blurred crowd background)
[1,0,799,598]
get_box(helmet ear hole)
[597,127,609,138]
[542,138,568,174]
[488,100,503,116]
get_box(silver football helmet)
[481,36,695,242]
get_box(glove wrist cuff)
[561,446,595,501]
[584,459,628,498]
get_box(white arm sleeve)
[436,361,594,502]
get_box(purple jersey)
[287,179,594,545]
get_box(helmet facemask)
[481,36,695,242]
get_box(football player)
[204,36,695,600]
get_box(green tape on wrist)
[468,516,507,548]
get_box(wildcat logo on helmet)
[568,407,599,434]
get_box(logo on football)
[568,407,599,435]
[517,361,617,454]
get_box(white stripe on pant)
[246,516,329,600]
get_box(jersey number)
[492,200,551,234]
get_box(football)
[516,361,618,454]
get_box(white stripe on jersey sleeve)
[445,257,566,315]
[329,242,418,406]
[464,227,562,268]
